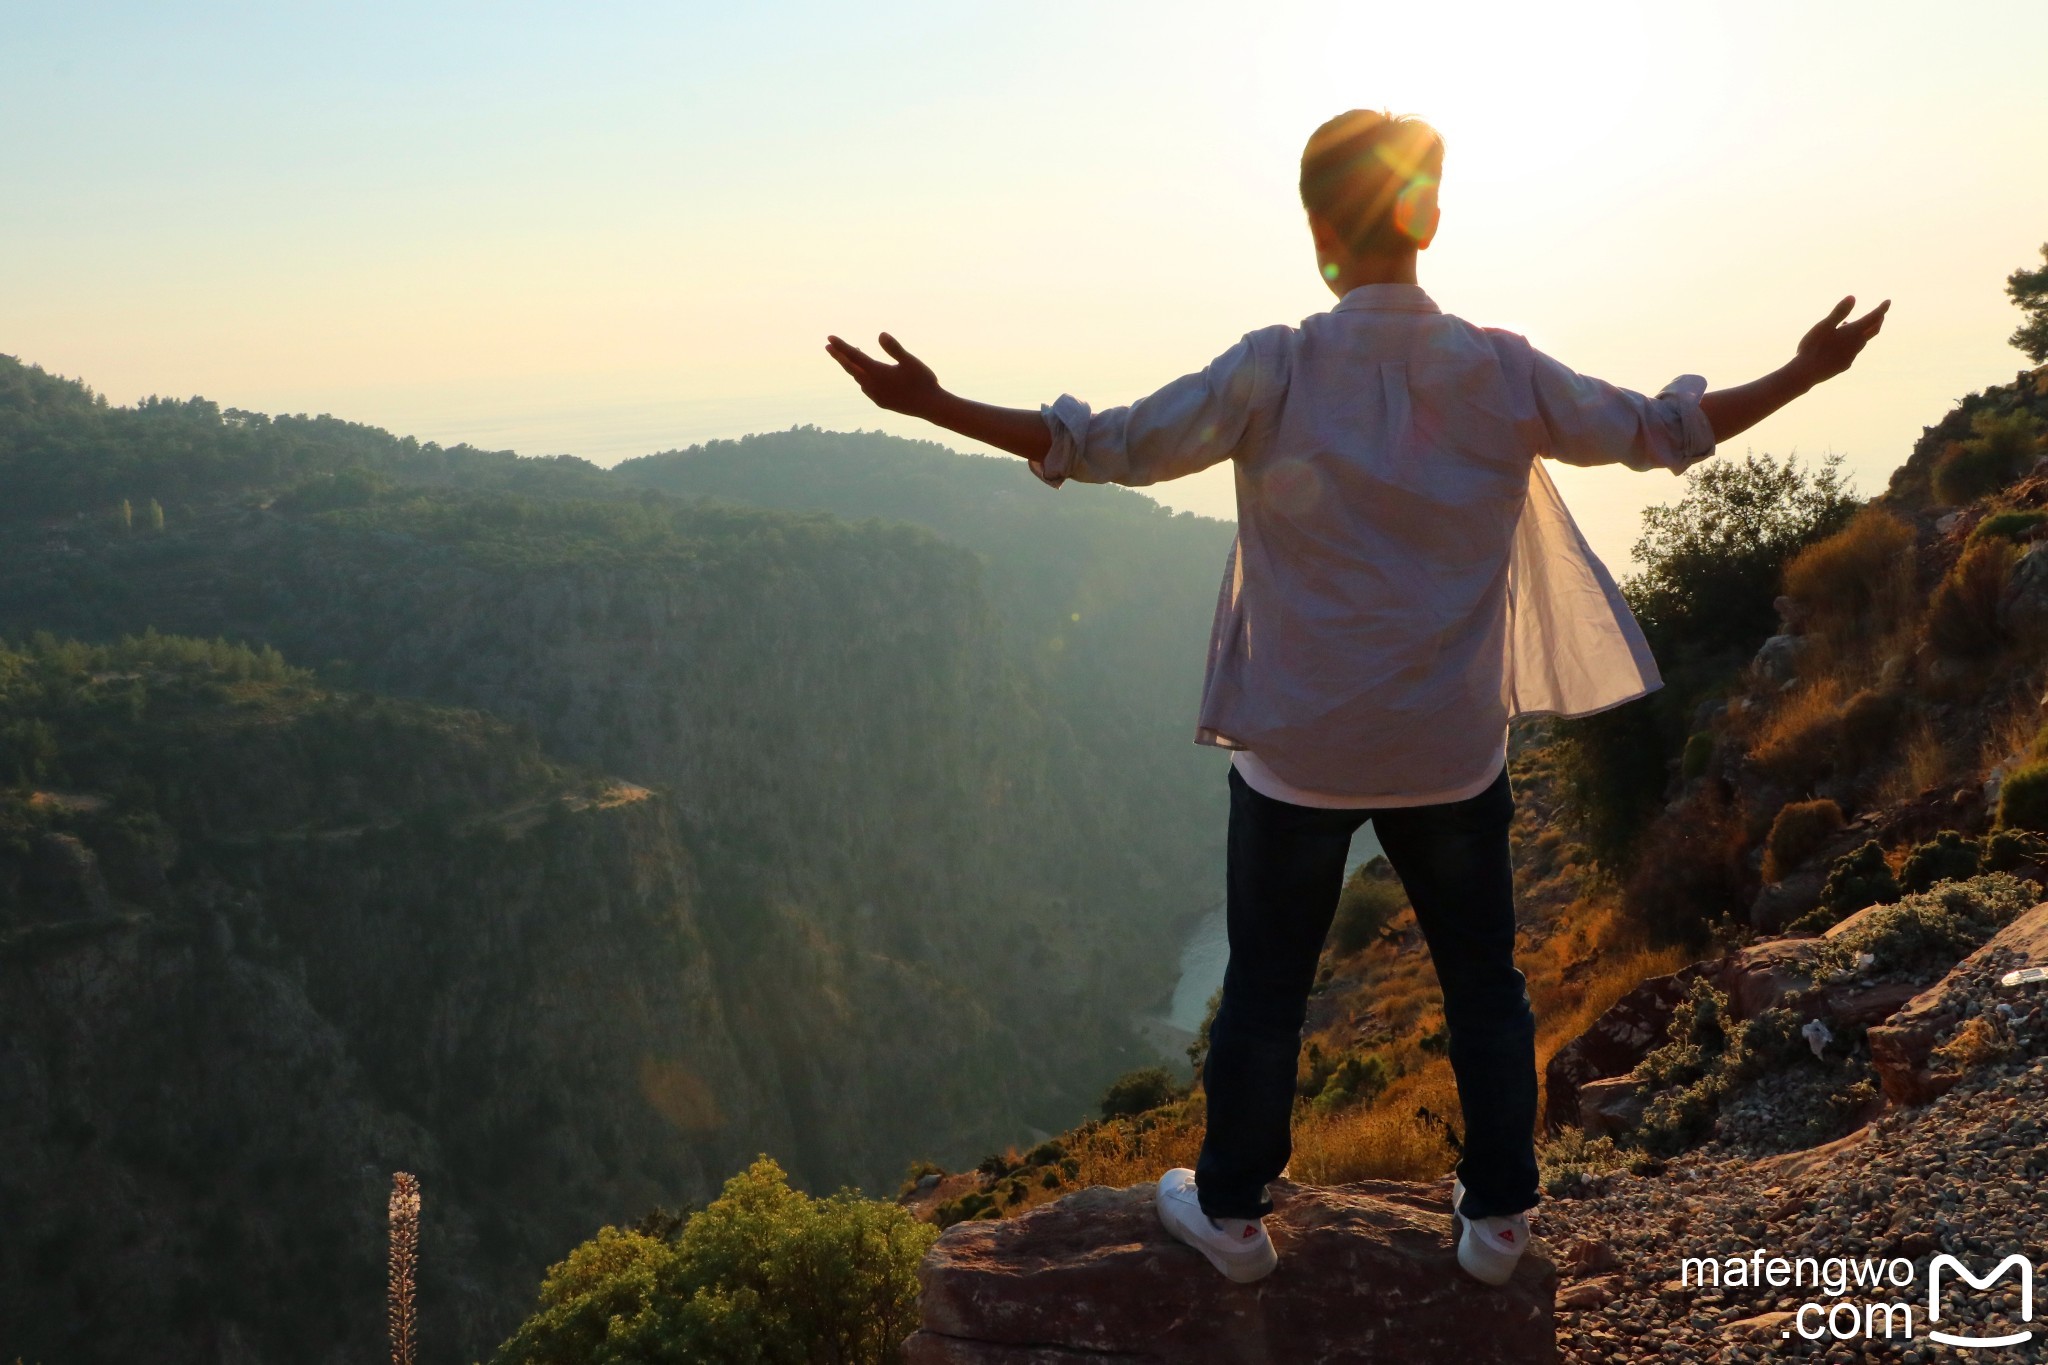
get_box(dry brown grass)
[1747,676,1848,787]
[1978,685,2048,778]
[1874,716,1959,805]
[1927,537,2020,658]
[1783,508,1918,649]
[1048,891,1690,1200]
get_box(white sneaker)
[1154,1168,1278,1283]
[1451,1177,1529,1286]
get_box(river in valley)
[1136,823,1387,1064]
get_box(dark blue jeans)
[1193,762,1539,1222]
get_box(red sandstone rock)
[1541,966,1705,1131]
[1869,902,2048,1105]
[1576,1075,1646,1138]
[1712,939,1824,1019]
[901,1179,1557,1364]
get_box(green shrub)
[1330,860,1407,955]
[1999,761,2048,833]
[1310,1053,1391,1113]
[1970,509,2048,544]
[1899,829,1982,893]
[1099,1066,1181,1120]
[1813,872,2036,977]
[1023,1139,1065,1166]
[1794,841,1901,933]
[1630,979,1737,1154]
[1926,538,2019,658]
[1933,410,2043,505]
[491,1156,935,1365]
[1630,986,1820,1157]
[1560,452,1855,864]
[1762,799,1845,882]
[1538,1129,1627,1198]
[1985,827,2048,871]
[1680,731,1715,780]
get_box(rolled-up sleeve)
[1029,328,1284,489]
[1518,343,1716,475]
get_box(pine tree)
[2009,243,2048,363]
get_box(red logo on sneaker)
[1242,1225,1258,1239]
[1500,1230,1515,1244]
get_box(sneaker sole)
[1155,1193,1279,1284]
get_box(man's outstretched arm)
[826,328,1274,488]
[1699,295,1891,443]
[825,333,1049,459]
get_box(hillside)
[0,635,771,1362]
[0,359,1246,1363]
[614,429,1235,849]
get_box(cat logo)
[1928,1253,2034,1349]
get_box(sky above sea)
[5,0,2046,567]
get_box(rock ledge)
[902,1178,1557,1364]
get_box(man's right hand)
[825,333,943,417]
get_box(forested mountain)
[615,429,1236,807]
[0,356,1235,1363]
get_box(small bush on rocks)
[1793,841,1901,933]
[1099,1066,1182,1120]
[1680,731,1714,781]
[1985,827,2048,871]
[1900,829,1984,893]
[1762,798,1845,882]
[1813,872,2036,977]
[1926,538,2019,658]
[1629,979,1737,1153]
[1538,1129,1628,1198]
[1932,1014,2017,1071]
[1998,761,2048,833]
[1970,509,2048,544]
[1933,410,2044,505]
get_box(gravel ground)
[1549,971,2048,1364]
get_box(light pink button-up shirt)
[1028,282,1716,804]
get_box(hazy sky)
[7,1,2046,566]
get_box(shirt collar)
[1331,282,1440,315]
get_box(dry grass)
[1977,685,2048,778]
[1874,716,1960,805]
[1050,893,1689,1199]
[1747,676,1848,787]
[1783,508,1918,649]
[1927,537,2020,659]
